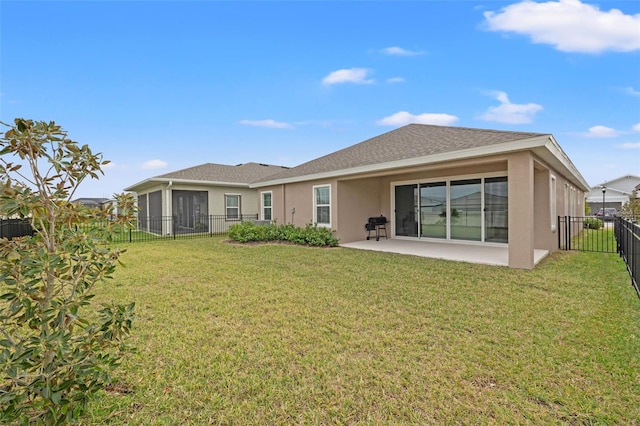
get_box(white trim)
[541,136,590,191]
[224,193,241,220]
[390,172,508,244]
[260,191,273,221]
[125,177,250,192]
[312,184,331,228]
[550,174,557,231]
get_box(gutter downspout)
[166,181,173,235]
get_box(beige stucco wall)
[256,151,586,269]
[337,178,385,243]
[534,167,554,251]
[508,152,536,269]
[261,180,339,228]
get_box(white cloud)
[381,46,425,56]
[387,77,405,84]
[239,119,292,129]
[322,68,374,85]
[632,123,640,132]
[102,162,116,170]
[142,159,168,170]
[616,142,640,150]
[484,0,640,53]
[585,125,619,138]
[623,87,640,97]
[479,91,543,124]
[376,111,459,127]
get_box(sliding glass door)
[450,179,481,241]
[394,184,418,237]
[393,176,507,243]
[420,182,446,239]
[484,177,508,243]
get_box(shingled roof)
[253,124,547,184]
[155,162,288,184]
[124,162,288,192]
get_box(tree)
[0,119,137,424]
[620,189,640,218]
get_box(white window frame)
[550,175,557,231]
[313,184,331,227]
[225,193,241,221]
[391,171,507,243]
[261,191,273,221]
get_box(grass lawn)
[83,237,640,424]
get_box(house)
[124,162,288,234]
[249,124,589,269]
[585,175,640,214]
[72,197,113,209]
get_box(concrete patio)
[341,238,549,267]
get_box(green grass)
[83,238,640,424]
[574,227,617,252]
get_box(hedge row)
[228,222,339,247]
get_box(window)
[261,191,272,221]
[550,175,557,230]
[225,194,241,220]
[313,185,331,227]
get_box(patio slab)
[341,238,548,267]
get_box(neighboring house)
[124,162,288,235]
[72,197,121,215]
[73,197,113,209]
[585,175,640,214]
[250,124,589,269]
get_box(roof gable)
[586,175,640,200]
[590,175,640,192]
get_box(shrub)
[584,217,603,230]
[228,222,339,247]
[0,119,137,424]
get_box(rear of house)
[251,124,589,269]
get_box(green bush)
[228,222,339,247]
[584,217,603,230]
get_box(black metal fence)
[615,217,640,298]
[558,215,640,298]
[1,215,258,244]
[98,215,259,243]
[0,218,34,240]
[557,216,617,253]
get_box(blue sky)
[1,0,639,199]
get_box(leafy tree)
[620,189,640,218]
[0,119,137,424]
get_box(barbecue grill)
[365,216,388,241]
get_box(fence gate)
[558,216,639,299]
[557,216,617,253]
